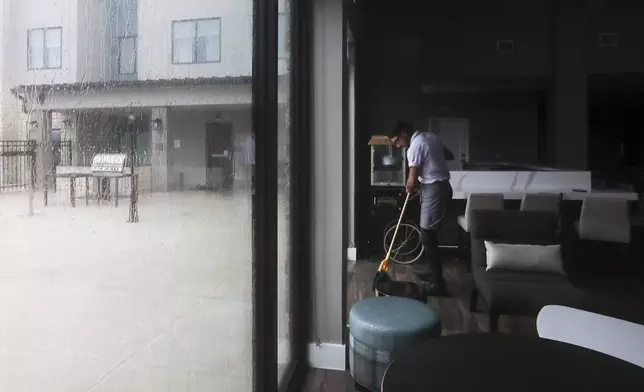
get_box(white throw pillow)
[484,241,566,275]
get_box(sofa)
[469,209,644,333]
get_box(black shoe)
[415,272,434,282]
[421,281,449,297]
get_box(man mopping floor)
[388,121,454,296]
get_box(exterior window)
[278,13,287,59]
[4,0,307,390]
[172,18,221,64]
[118,36,137,75]
[28,27,62,69]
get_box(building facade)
[1,0,289,191]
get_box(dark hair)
[388,121,414,139]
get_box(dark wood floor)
[348,254,538,336]
[301,253,537,392]
[300,209,644,391]
[300,368,356,392]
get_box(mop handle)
[386,192,412,257]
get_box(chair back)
[469,210,558,269]
[464,193,504,227]
[520,193,562,215]
[578,198,630,243]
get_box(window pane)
[278,1,293,384]
[4,0,258,390]
[197,19,219,37]
[278,14,287,59]
[114,0,138,37]
[46,48,61,68]
[173,21,195,63]
[45,28,62,68]
[45,28,61,48]
[29,29,44,69]
[195,36,218,63]
[119,37,136,74]
[196,19,220,62]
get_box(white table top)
[537,305,644,368]
[451,188,639,201]
[448,170,639,201]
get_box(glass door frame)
[282,0,314,389]
[253,0,313,391]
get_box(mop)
[372,192,411,293]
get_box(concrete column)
[311,0,345,356]
[29,110,53,190]
[150,107,169,192]
[553,4,589,169]
[348,61,356,254]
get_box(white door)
[429,118,469,171]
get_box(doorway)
[429,118,469,170]
[206,122,234,190]
[589,93,644,171]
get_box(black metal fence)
[53,140,73,166]
[1,140,154,193]
[0,140,37,192]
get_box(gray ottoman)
[349,296,441,391]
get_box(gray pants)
[415,181,453,281]
[419,181,453,230]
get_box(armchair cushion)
[472,267,595,316]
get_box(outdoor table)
[381,333,644,392]
[45,173,92,207]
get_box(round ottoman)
[349,296,441,391]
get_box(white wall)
[6,0,288,87]
[312,0,344,348]
[138,0,251,80]
[166,107,252,190]
[1,0,291,139]
[7,0,265,85]
[137,0,288,80]
[0,0,21,139]
[77,0,111,83]
[6,0,79,87]
[1,0,76,139]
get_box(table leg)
[44,175,48,207]
[85,177,89,206]
[97,177,101,204]
[489,312,500,333]
[115,179,119,207]
[70,176,76,208]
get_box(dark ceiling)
[351,0,644,35]
[354,0,642,19]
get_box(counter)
[448,171,638,201]
[359,169,639,259]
